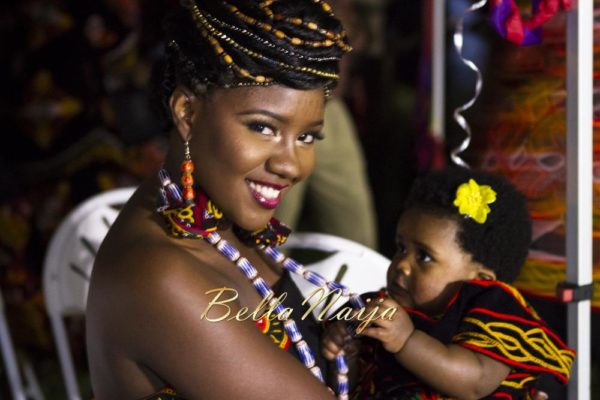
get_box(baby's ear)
[477,267,496,281]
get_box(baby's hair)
[403,167,532,283]
[149,0,349,132]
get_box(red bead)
[183,187,195,201]
[181,174,194,187]
[182,160,194,173]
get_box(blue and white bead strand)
[261,245,366,399]
[206,232,365,400]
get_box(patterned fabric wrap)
[489,0,571,46]
[355,280,575,399]
[157,168,290,247]
[160,190,224,238]
[233,218,291,247]
[142,387,180,400]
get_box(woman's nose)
[266,139,313,182]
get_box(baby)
[322,167,574,399]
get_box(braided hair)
[403,167,532,283]
[150,0,350,131]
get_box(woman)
[86,0,351,399]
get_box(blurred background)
[0,0,598,398]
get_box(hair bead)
[187,3,340,83]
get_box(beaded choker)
[157,169,365,399]
[158,169,290,247]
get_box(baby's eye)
[393,243,407,258]
[297,131,323,144]
[417,249,432,263]
[247,122,277,136]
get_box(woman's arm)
[360,298,510,400]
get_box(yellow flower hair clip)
[453,179,497,224]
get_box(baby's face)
[386,210,484,316]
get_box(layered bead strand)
[158,168,362,399]
[260,246,366,399]
[205,231,362,399]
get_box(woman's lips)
[246,180,287,209]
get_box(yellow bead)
[291,37,302,45]
[255,75,266,83]
[223,55,233,64]
[307,22,318,30]
[274,30,285,39]
[322,2,332,12]
[263,23,272,31]
[292,18,302,25]
[240,68,250,77]
[324,39,333,46]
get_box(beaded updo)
[151,0,350,131]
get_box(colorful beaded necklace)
[157,169,365,399]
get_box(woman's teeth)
[248,181,281,200]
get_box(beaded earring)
[181,140,195,205]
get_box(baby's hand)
[359,297,415,354]
[321,321,357,361]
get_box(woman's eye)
[297,131,323,144]
[247,122,276,136]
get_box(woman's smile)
[246,179,289,209]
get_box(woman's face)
[386,210,485,316]
[188,85,325,231]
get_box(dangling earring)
[181,140,195,205]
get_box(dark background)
[0,0,597,398]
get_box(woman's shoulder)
[92,228,229,310]
[88,183,234,325]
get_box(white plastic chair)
[282,232,390,319]
[43,187,136,400]
[0,291,27,400]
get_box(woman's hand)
[358,297,414,354]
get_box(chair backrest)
[43,187,136,317]
[42,187,135,400]
[282,232,390,319]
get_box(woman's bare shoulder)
[87,181,231,339]
[90,217,227,310]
